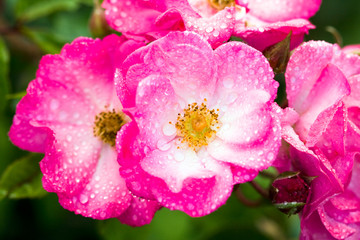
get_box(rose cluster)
[8,0,360,239]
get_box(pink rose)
[9,35,159,226]
[279,41,360,239]
[234,0,322,51]
[102,0,241,48]
[116,31,282,217]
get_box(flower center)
[175,99,219,150]
[207,0,236,10]
[93,109,126,147]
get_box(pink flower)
[279,41,360,239]
[9,35,159,226]
[116,31,281,217]
[234,0,322,51]
[102,0,241,48]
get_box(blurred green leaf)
[6,91,27,100]
[21,27,64,54]
[0,37,10,112]
[98,209,192,240]
[15,0,81,22]
[9,173,47,199]
[0,153,46,201]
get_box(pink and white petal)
[345,74,360,108]
[293,148,344,220]
[141,144,215,193]
[285,41,337,112]
[143,32,217,100]
[247,0,321,22]
[235,19,314,51]
[38,36,123,110]
[215,90,272,144]
[149,158,233,217]
[304,103,346,148]
[9,78,95,152]
[117,197,161,226]
[214,41,277,104]
[208,103,281,170]
[330,190,360,211]
[231,164,258,184]
[347,157,360,199]
[317,206,356,239]
[272,142,293,173]
[120,31,217,105]
[132,75,181,150]
[332,46,360,78]
[9,115,49,153]
[40,125,100,196]
[119,125,234,217]
[343,44,360,56]
[102,0,162,35]
[295,64,350,143]
[187,0,219,17]
[183,7,236,48]
[300,211,337,240]
[314,104,347,160]
[103,35,147,70]
[58,145,132,219]
[116,121,159,200]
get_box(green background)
[1,0,359,239]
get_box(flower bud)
[270,171,314,215]
[263,31,291,74]
[89,1,112,38]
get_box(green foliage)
[0,153,47,201]
[0,37,10,113]
[15,0,80,22]
[21,27,64,54]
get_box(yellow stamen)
[207,0,236,11]
[175,99,219,150]
[93,109,126,146]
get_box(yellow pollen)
[175,100,219,150]
[93,109,126,147]
[207,0,236,11]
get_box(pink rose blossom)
[115,31,281,217]
[234,0,322,51]
[278,41,360,239]
[9,35,159,226]
[102,0,242,48]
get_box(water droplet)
[80,194,88,204]
[50,99,59,110]
[157,139,171,151]
[223,77,234,88]
[174,151,184,162]
[206,27,214,33]
[13,116,21,125]
[187,203,195,210]
[162,123,176,136]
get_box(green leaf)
[98,209,192,240]
[15,0,81,22]
[21,27,65,54]
[6,91,27,100]
[0,153,47,200]
[0,37,10,112]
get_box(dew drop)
[157,139,171,151]
[79,194,89,204]
[222,77,234,88]
[50,99,59,110]
[162,122,176,136]
[174,151,184,162]
[206,26,214,33]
